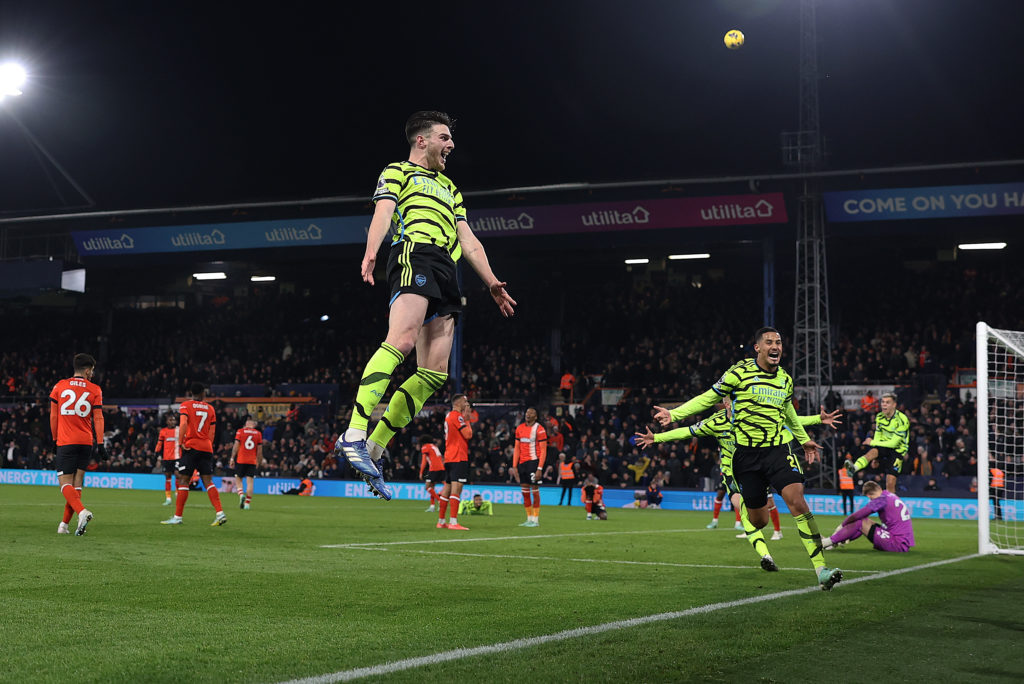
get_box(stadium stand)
[2,259,1022,493]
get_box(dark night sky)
[1,0,1022,213]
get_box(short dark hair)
[406,111,453,146]
[190,382,206,397]
[753,327,780,345]
[452,393,467,406]
[73,353,96,372]
[419,434,435,446]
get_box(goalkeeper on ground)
[459,494,493,516]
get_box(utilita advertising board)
[71,193,788,256]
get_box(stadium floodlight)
[250,275,276,282]
[624,258,649,265]
[192,272,227,280]
[958,242,1007,251]
[0,62,26,99]
[668,253,711,260]
[320,314,330,322]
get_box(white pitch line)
[320,527,706,548]
[342,546,884,573]
[280,553,980,683]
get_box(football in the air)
[724,30,744,50]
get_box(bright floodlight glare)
[250,275,276,282]
[61,269,86,293]
[668,253,711,260]
[320,314,330,322]
[0,62,26,97]
[958,242,1007,251]
[193,272,227,280]
[624,258,649,265]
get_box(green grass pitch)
[1,485,1022,683]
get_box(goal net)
[977,322,1024,555]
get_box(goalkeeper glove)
[94,444,107,460]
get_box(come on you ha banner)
[824,181,1024,221]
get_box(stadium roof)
[1,0,1023,215]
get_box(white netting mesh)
[979,324,1024,554]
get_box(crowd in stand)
[2,261,1022,492]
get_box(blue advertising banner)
[71,192,790,257]
[824,181,1024,222]
[3,469,1015,521]
[71,216,369,256]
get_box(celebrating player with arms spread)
[636,398,841,572]
[334,111,515,501]
[650,327,843,591]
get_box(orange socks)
[206,484,223,513]
[521,486,532,514]
[60,484,85,514]
[175,487,189,516]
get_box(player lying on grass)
[823,480,915,552]
[459,494,493,516]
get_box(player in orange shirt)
[512,407,547,527]
[50,353,104,536]
[582,475,607,520]
[438,394,472,530]
[419,434,445,513]
[162,382,226,526]
[156,414,179,505]
[230,418,263,510]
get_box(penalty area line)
[320,528,705,549]
[342,546,884,574]
[279,553,980,684]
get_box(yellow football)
[724,29,745,50]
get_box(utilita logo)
[469,213,535,233]
[265,223,323,242]
[171,229,226,248]
[581,206,650,226]
[700,199,776,221]
[79,233,136,252]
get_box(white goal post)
[977,321,1024,555]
